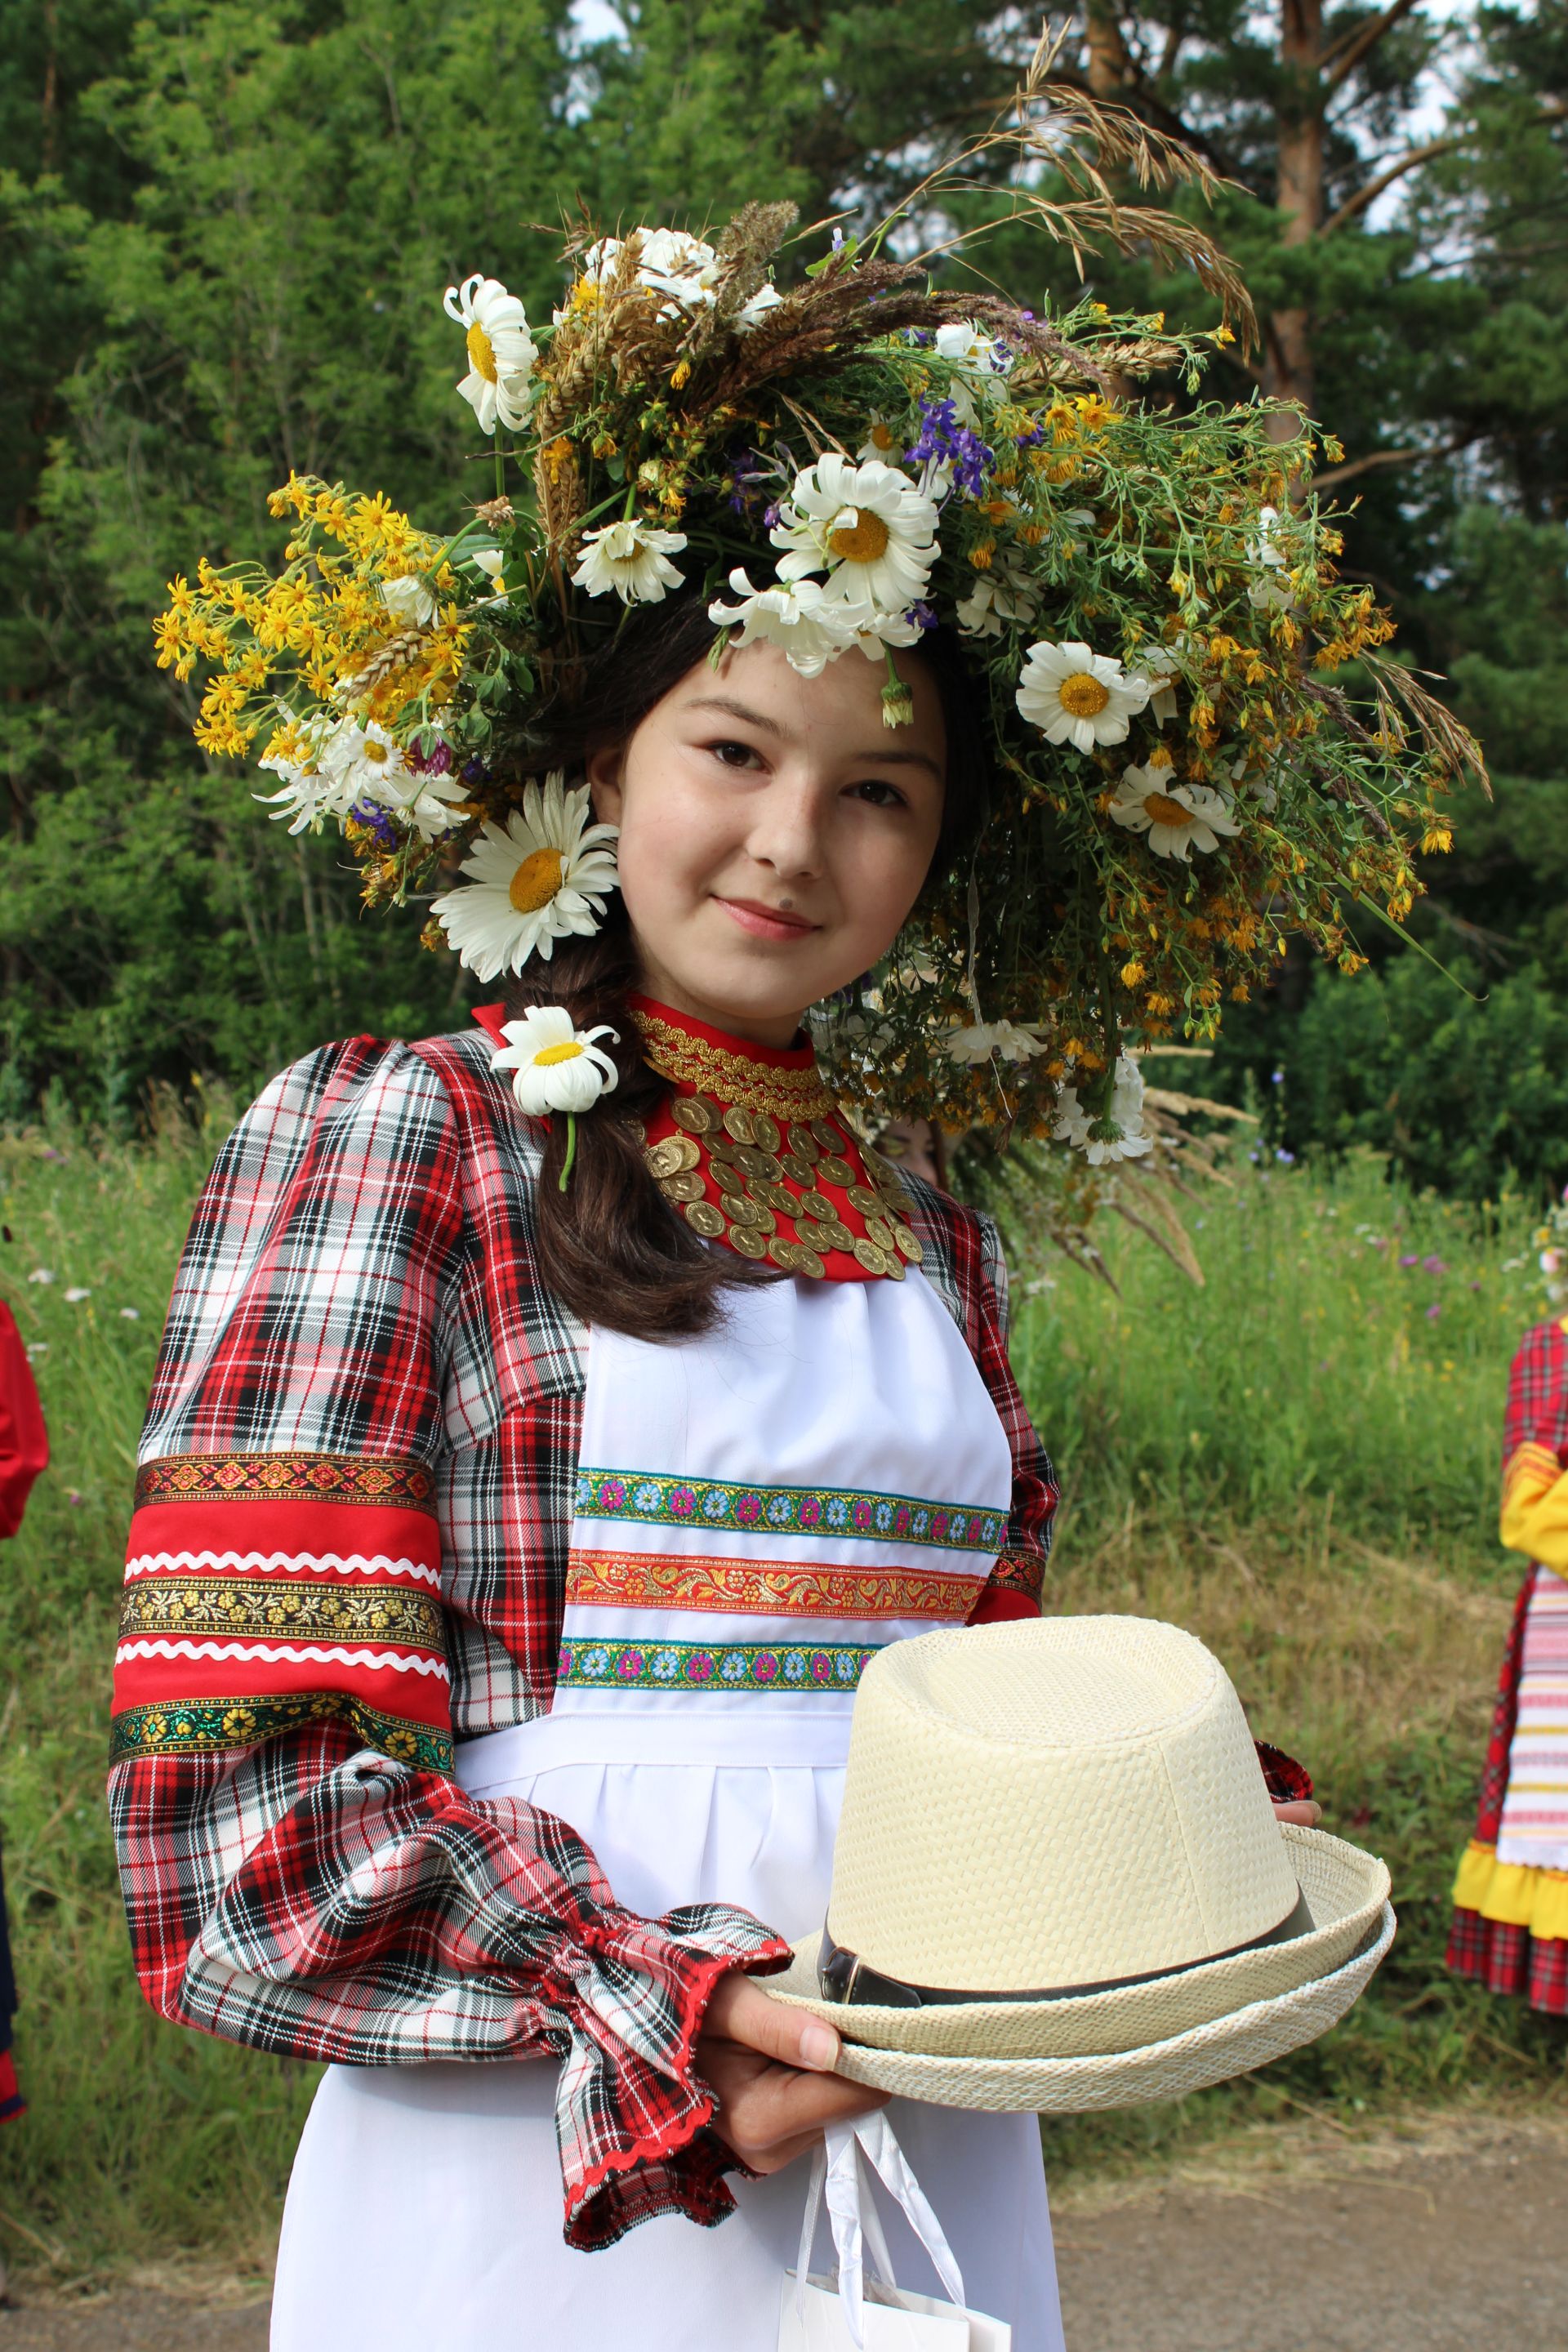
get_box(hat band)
[816,1888,1316,2010]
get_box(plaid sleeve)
[107,1039,788,2250]
[900,1182,1058,1625]
[1500,1321,1568,1559]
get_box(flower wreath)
[154,65,1486,1162]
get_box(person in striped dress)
[1447,1308,1568,2014]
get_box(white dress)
[271,1268,1065,2351]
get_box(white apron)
[271,1271,1065,2352]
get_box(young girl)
[121,187,1450,2351]
[115,610,1071,2346]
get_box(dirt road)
[0,2109,1561,2350]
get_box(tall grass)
[0,1119,1561,2279]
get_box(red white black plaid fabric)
[1446,1905,1568,2017]
[109,1028,1055,2247]
[1503,1316,1568,1475]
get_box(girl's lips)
[717,897,821,943]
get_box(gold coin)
[727,1223,768,1260]
[786,1125,821,1162]
[822,1218,856,1252]
[794,1245,827,1281]
[628,1118,647,1145]
[877,1175,912,1210]
[810,1118,845,1155]
[672,1096,719,1135]
[752,1179,796,1215]
[865,1214,895,1251]
[893,1224,924,1263]
[847,1184,884,1218]
[719,1192,773,1232]
[853,1236,891,1276]
[722,1106,756,1145]
[817,1154,858,1189]
[647,1135,699,1178]
[766,1237,802,1272]
[684,1200,726,1239]
[881,1250,907,1282]
[661,1170,706,1204]
[748,1112,781,1155]
[733,1144,782,1181]
[779,1151,817,1187]
[797,1189,835,1223]
[706,1156,749,1196]
[793,1218,835,1253]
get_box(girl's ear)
[586,737,625,826]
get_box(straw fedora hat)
[770,1615,1394,2111]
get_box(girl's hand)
[696,1970,889,2174]
[1273,1797,1322,1827]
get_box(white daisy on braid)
[771,454,939,612]
[1108,755,1241,862]
[430,773,620,979]
[1016,639,1152,753]
[490,1006,621,1116]
[443,275,537,436]
[571,517,688,605]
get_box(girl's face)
[588,640,947,1045]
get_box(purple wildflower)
[1421,1255,1447,1276]
[1399,1254,1419,1268]
[1014,420,1046,448]
[408,737,452,776]
[762,500,782,530]
[350,798,398,848]
[1426,1301,1441,1321]
[908,600,938,631]
[905,398,992,497]
[461,755,489,786]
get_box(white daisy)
[490,1007,621,1116]
[1247,505,1296,612]
[1015,639,1152,754]
[316,720,462,843]
[955,555,1039,639]
[1140,644,1181,724]
[1054,1055,1153,1165]
[430,774,619,979]
[707,568,858,677]
[834,594,924,664]
[771,454,939,612]
[380,575,437,629]
[735,280,783,334]
[442,274,537,436]
[944,1021,1049,1066]
[857,416,906,464]
[1107,760,1241,862]
[470,547,508,606]
[571,517,688,604]
[255,715,359,835]
[934,320,1012,375]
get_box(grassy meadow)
[0,1109,1563,2286]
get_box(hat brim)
[766,1824,1392,2109]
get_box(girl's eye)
[709,738,764,770]
[850,777,909,808]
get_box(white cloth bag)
[779,2115,1011,2352]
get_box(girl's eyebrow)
[687,694,942,780]
[686,693,783,737]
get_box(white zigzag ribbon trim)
[114,1639,449,1678]
[123,1552,439,1586]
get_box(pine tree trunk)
[1265,0,1325,439]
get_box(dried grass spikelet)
[533,434,586,563]
[348,627,426,694]
[675,199,800,376]
[533,234,649,442]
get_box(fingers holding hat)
[696,1971,890,2173]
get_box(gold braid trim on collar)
[632,1008,839,1121]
